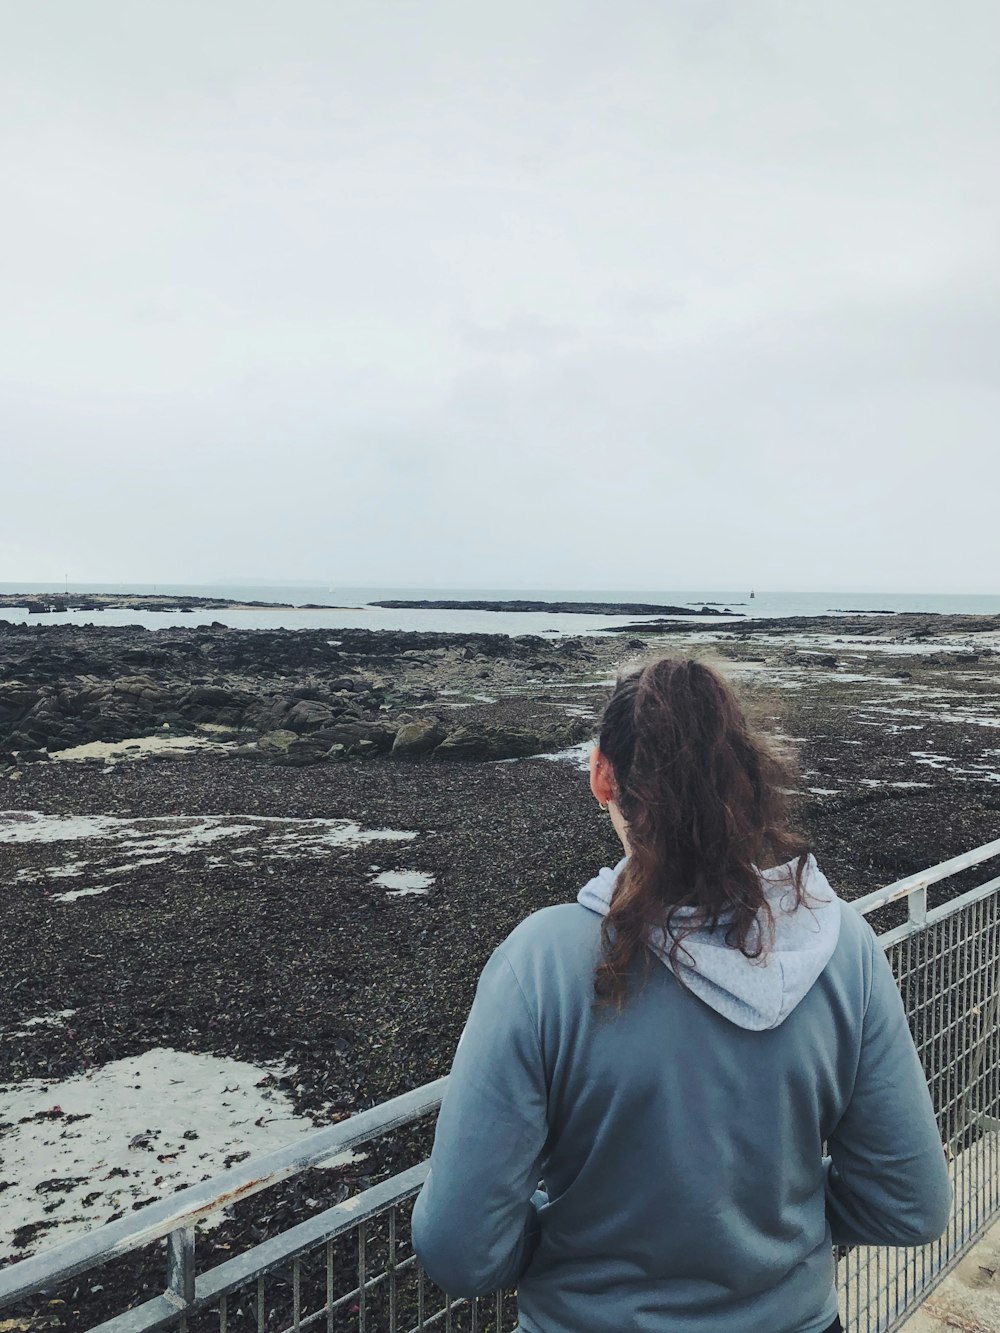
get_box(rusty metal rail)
[2,840,999,1333]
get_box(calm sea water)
[1,584,997,637]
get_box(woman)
[412,658,951,1332]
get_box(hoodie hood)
[577,853,841,1031]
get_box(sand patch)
[373,870,436,896]
[50,735,228,765]
[0,1048,358,1260]
[1,812,418,902]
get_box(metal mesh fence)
[168,1201,518,1333]
[838,887,1000,1332]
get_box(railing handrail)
[850,836,1000,917]
[3,835,999,1312]
[0,1078,447,1307]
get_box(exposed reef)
[0,624,596,766]
[370,598,741,616]
[0,592,347,614]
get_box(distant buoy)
[750,590,755,599]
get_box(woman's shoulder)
[498,901,602,969]
[832,894,879,953]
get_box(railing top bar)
[82,1292,177,1333]
[0,1076,447,1310]
[850,837,1000,917]
[88,1164,432,1333]
[875,874,1000,952]
[192,1163,430,1311]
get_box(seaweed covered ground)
[2,614,1000,1327]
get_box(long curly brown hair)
[595,657,810,1009]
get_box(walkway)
[900,1216,1000,1332]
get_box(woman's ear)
[589,747,616,805]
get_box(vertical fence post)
[909,886,928,928]
[167,1226,196,1308]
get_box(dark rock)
[111,675,161,698]
[181,685,240,707]
[391,720,445,756]
[435,726,491,759]
[437,725,549,760]
[488,727,549,759]
[283,737,331,766]
[256,729,298,755]
[283,700,340,733]
[371,598,741,617]
[315,720,395,753]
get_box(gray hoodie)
[412,857,952,1332]
[577,854,843,1032]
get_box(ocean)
[0,583,997,637]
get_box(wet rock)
[120,646,173,667]
[282,737,331,766]
[488,727,549,759]
[112,676,170,704]
[436,725,548,760]
[182,684,242,707]
[435,726,491,759]
[391,720,445,756]
[283,700,341,733]
[314,720,395,753]
[256,729,298,755]
[16,748,50,763]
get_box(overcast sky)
[2,1,998,592]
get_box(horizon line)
[1,580,998,600]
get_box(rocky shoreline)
[370,598,741,616]
[2,612,1000,1327]
[610,610,1000,636]
[0,623,598,767]
[0,593,345,616]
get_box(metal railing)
[838,837,1000,1330]
[3,837,1000,1333]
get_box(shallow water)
[3,582,997,635]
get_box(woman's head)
[590,657,809,1008]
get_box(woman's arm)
[824,928,953,1247]
[411,945,548,1298]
